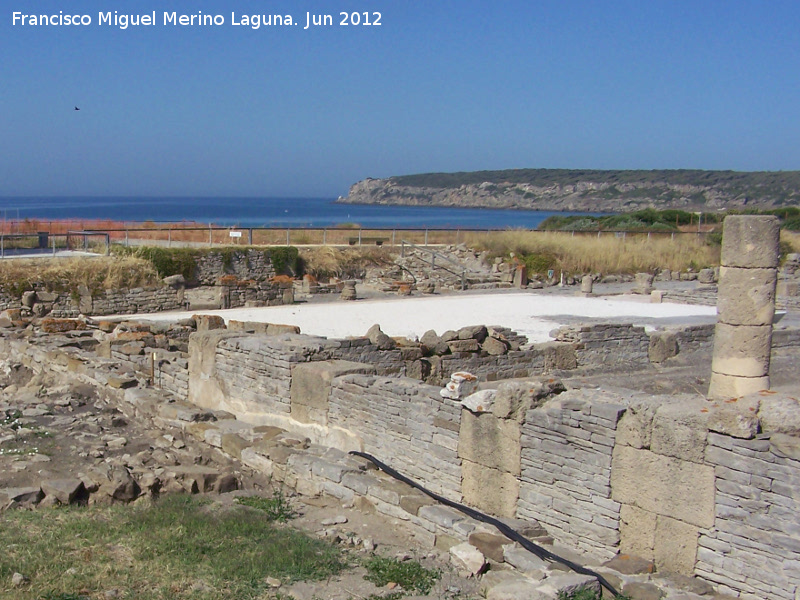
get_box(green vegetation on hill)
[539,207,800,232]
[390,168,800,195]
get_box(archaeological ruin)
[1,215,800,599]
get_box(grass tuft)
[235,489,297,522]
[363,556,439,595]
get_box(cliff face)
[340,170,800,212]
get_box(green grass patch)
[363,556,439,595]
[0,494,344,600]
[234,489,297,523]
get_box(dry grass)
[782,231,800,253]
[300,246,395,279]
[467,230,721,275]
[0,256,159,296]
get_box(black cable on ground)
[349,450,621,598]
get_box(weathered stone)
[366,324,396,350]
[220,433,251,459]
[619,505,656,560]
[654,515,698,575]
[461,389,496,414]
[632,273,654,295]
[650,398,708,463]
[720,215,780,269]
[21,291,37,308]
[621,581,665,600]
[769,433,800,461]
[291,361,375,425]
[40,318,87,333]
[697,268,716,284]
[481,336,509,356]
[447,339,480,353]
[41,479,86,505]
[580,274,594,295]
[194,314,226,331]
[0,487,43,507]
[440,371,478,400]
[611,446,715,528]
[710,323,772,378]
[717,267,777,326]
[461,460,519,518]
[340,280,357,301]
[107,376,138,389]
[706,395,760,439]
[450,542,487,576]
[468,532,509,563]
[758,393,800,435]
[458,325,488,342]
[707,373,770,400]
[512,265,528,289]
[648,331,678,363]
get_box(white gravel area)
[117,291,717,343]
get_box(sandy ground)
[114,289,718,343]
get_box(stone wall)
[518,390,624,559]
[698,433,800,599]
[194,249,276,285]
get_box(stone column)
[708,216,779,399]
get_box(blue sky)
[2,1,799,197]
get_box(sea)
[0,197,596,230]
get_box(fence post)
[248,228,253,245]
[125,230,129,247]
[392,229,396,246]
[1,234,4,258]
[401,240,405,258]
[358,229,362,245]
[209,227,213,248]
[168,229,172,247]
[461,270,466,290]
[286,228,290,245]
[424,229,429,246]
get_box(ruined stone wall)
[194,249,276,285]
[552,324,650,371]
[518,390,624,559]
[698,433,800,599]
[328,374,462,501]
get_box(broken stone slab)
[648,331,678,363]
[757,393,800,435]
[481,335,510,356]
[461,389,497,414]
[706,395,761,439]
[366,324,396,350]
[535,573,601,599]
[450,542,487,576]
[440,371,478,400]
[468,531,511,563]
[41,479,86,505]
[0,487,44,508]
[503,545,549,576]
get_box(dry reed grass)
[468,230,721,274]
[0,256,159,295]
[782,231,800,253]
[300,246,395,279]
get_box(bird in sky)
[74,106,80,111]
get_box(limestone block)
[654,515,699,575]
[759,394,800,435]
[447,339,480,353]
[481,336,509,356]
[611,446,715,528]
[770,433,800,461]
[290,360,375,425]
[619,504,656,560]
[194,314,226,331]
[707,373,770,400]
[458,325,488,342]
[710,323,772,378]
[512,265,528,289]
[441,372,478,400]
[705,394,760,439]
[366,323,395,350]
[462,389,497,414]
[493,379,564,421]
[717,267,777,326]
[461,460,519,518]
[540,342,578,371]
[697,268,716,284]
[581,274,593,294]
[650,398,708,463]
[450,542,487,575]
[459,411,521,473]
[777,280,799,297]
[648,331,678,363]
[615,402,657,449]
[633,272,654,295]
[468,532,510,563]
[720,215,780,268]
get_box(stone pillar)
[340,280,357,301]
[580,274,593,296]
[708,216,779,399]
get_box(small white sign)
[229,231,242,238]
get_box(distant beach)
[0,197,596,230]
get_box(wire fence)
[0,221,712,254]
